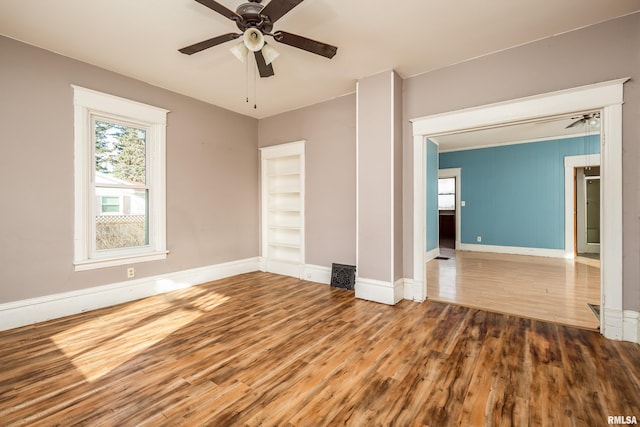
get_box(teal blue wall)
[438,135,600,250]
[426,139,439,251]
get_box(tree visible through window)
[94,119,149,251]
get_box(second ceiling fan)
[179,0,338,77]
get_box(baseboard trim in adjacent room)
[0,257,260,332]
[458,243,567,258]
[355,277,403,305]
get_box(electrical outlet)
[477,236,482,243]
[127,267,135,278]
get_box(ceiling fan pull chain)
[254,60,258,109]
[246,52,249,104]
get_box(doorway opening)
[576,167,601,260]
[437,168,461,259]
[428,129,602,329]
[437,177,456,255]
[411,78,627,339]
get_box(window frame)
[73,86,169,271]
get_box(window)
[73,86,169,271]
[438,178,456,210]
[100,196,121,214]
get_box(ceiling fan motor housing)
[235,2,273,33]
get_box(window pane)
[101,196,120,213]
[438,178,455,195]
[95,188,148,250]
[438,194,455,210]
[95,120,146,185]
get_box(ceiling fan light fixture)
[230,41,249,62]
[262,43,280,65]
[243,28,265,52]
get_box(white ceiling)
[1,0,639,119]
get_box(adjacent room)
[1,1,639,425]
[425,116,602,329]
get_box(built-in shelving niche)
[260,141,305,278]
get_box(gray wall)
[2,12,639,312]
[357,72,394,282]
[258,94,356,268]
[393,72,403,282]
[0,36,259,303]
[402,12,640,311]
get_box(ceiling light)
[230,41,248,63]
[243,28,265,52]
[262,44,280,65]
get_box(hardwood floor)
[428,251,601,329]
[1,272,638,426]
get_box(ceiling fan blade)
[254,50,275,78]
[565,118,585,129]
[194,0,241,21]
[273,31,337,59]
[261,0,304,24]
[179,33,240,55]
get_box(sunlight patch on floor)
[52,308,201,382]
[51,290,230,382]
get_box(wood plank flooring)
[1,272,638,426]
[427,251,601,329]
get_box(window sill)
[74,251,169,272]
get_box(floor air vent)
[330,263,356,291]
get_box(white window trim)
[73,85,169,271]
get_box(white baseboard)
[0,257,260,332]
[393,278,405,303]
[264,259,304,279]
[623,310,640,343]
[458,243,567,258]
[403,278,415,300]
[425,248,440,262]
[603,307,640,344]
[603,307,624,340]
[302,264,332,284]
[355,277,403,305]
[404,278,426,302]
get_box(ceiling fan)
[565,112,600,129]
[533,111,601,129]
[179,0,338,78]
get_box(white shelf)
[268,190,300,195]
[268,225,301,230]
[267,171,300,177]
[261,141,305,279]
[268,242,301,249]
